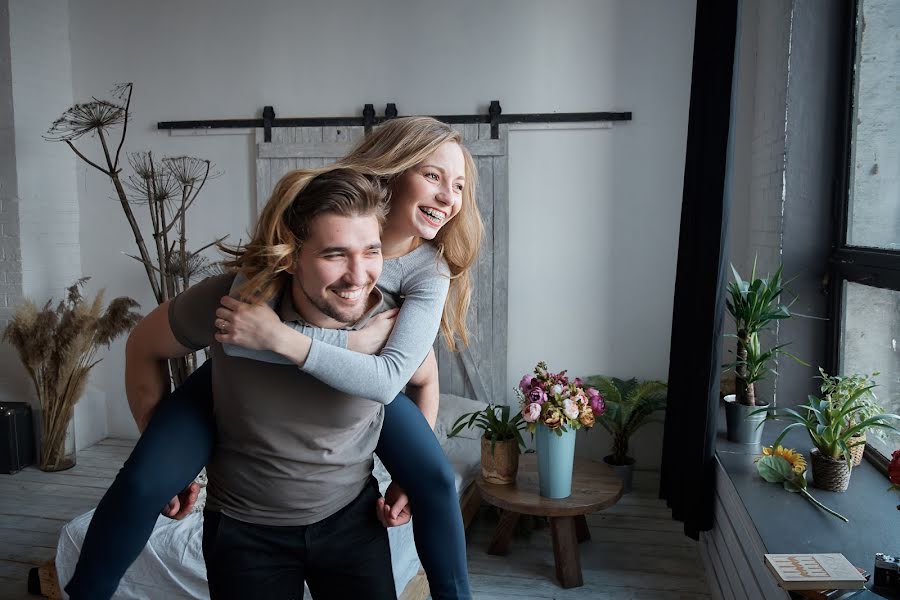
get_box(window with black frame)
[831,0,900,467]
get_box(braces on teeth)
[421,207,445,221]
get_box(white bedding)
[55,394,485,599]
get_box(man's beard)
[298,279,369,325]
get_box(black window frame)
[827,0,900,474]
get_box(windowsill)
[715,403,899,599]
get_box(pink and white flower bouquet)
[516,361,606,434]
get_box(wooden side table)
[475,454,623,588]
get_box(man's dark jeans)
[202,477,396,600]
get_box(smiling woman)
[382,142,466,255]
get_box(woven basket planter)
[480,437,519,485]
[848,432,866,467]
[810,449,851,492]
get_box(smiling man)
[123,169,405,599]
[288,211,383,324]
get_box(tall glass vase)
[39,409,76,472]
[535,425,577,498]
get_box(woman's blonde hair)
[225,116,484,350]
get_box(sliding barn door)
[256,124,508,405]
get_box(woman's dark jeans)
[64,360,471,600]
[375,386,471,600]
[65,361,216,599]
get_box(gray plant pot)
[724,394,769,445]
[603,455,635,494]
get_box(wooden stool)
[476,454,623,588]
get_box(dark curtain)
[659,0,740,540]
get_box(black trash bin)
[0,401,35,474]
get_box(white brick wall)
[0,199,23,316]
[747,0,792,283]
[730,0,793,281]
[728,0,794,405]
[9,0,81,304]
[0,0,22,325]
[2,0,108,446]
[730,0,840,408]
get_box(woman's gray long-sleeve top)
[223,242,451,404]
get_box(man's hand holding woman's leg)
[162,481,202,520]
[377,481,412,528]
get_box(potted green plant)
[817,368,882,466]
[583,375,667,494]
[449,404,526,485]
[724,261,806,444]
[759,390,900,492]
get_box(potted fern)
[583,375,667,494]
[724,261,806,444]
[449,404,527,485]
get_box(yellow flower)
[762,445,806,474]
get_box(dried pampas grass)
[2,278,141,470]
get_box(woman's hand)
[347,308,398,354]
[214,296,286,352]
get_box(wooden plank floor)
[0,440,710,599]
[465,470,711,599]
[0,438,130,599]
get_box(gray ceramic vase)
[724,394,769,445]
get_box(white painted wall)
[8,0,695,468]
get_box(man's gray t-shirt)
[168,273,386,526]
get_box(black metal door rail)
[157,101,632,141]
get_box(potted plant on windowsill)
[817,368,883,466]
[449,404,527,485]
[583,375,667,494]
[757,390,900,492]
[724,261,806,444]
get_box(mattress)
[55,406,484,599]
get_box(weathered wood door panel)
[255,123,508,404]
